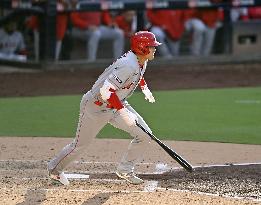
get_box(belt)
[94,100,114,109]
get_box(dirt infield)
[0,62,261,204]
[1,62,261,97]
[1,137,261,204]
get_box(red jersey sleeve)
[102,11,113,26]
[56,14,68,40]
[147,10,163,27]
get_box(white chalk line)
[0,187,153,194]
[1,159,261,170]
[1,160,261,175]
[64,173,89,179]
[193,162,261,168]
[10,177,125,183]
[0,169,164,175]
[235,100,260,104]
[0,159,154,165]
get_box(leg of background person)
[48,93,113,174]
[99,26,124,60]
[112,27,124,59]
[55,40,62,61]
[109,104,152,174]
[167,37,181,56]
[188,19,206,56]
[87,28,101,61]
[150,26,172,58]
[55,14,68,61]
[202,26,216,56]
[71,28,92,60]
[33,30,39,62]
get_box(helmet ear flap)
[138,43,149,55]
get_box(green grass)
[0,87,261,144]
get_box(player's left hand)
[142,87,155,103]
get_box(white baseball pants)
[47,91,152,175]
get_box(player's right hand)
[119,108,137,127]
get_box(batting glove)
[142,86,155,103]
[119,108,137,127]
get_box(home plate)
[64,173,90,179]
[144,180,158,192]
[155,163,170,174]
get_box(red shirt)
[56,14,68,40]
[195,9,222,28]
[248,7,261,19]
[26,15,68,40]
[147,9,186,40]
[70,12,101,30]
[26,16,39,31]
[70,11,113,30]
[115,15,132,37]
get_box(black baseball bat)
[136,122,193,172]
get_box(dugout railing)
[0,0,261,67]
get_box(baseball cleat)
[116,171,144,185]
[48,171,69,186]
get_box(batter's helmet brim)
[150,42,162,46]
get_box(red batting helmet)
[131,31,161,55]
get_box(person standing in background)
[70,10,124,61]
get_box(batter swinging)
[47,31,162,185]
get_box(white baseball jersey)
[0,29,26,55]
[91,51,147,103]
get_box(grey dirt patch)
[159,164,261,200]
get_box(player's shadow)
[81,192,118,205]
[16,189,46,205]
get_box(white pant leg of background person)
[33,30,39,61]
[202,26,216,56]
[55,40,62,61]
[150,26,172,58]
[98,25,124,60]
[167,36,180,56]
[71,27,99,61]
[109,103,152,174]
[87,28,102,61]
[47,92,114,174]
[185,18,206,56]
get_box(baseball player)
[47,31,161,185]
